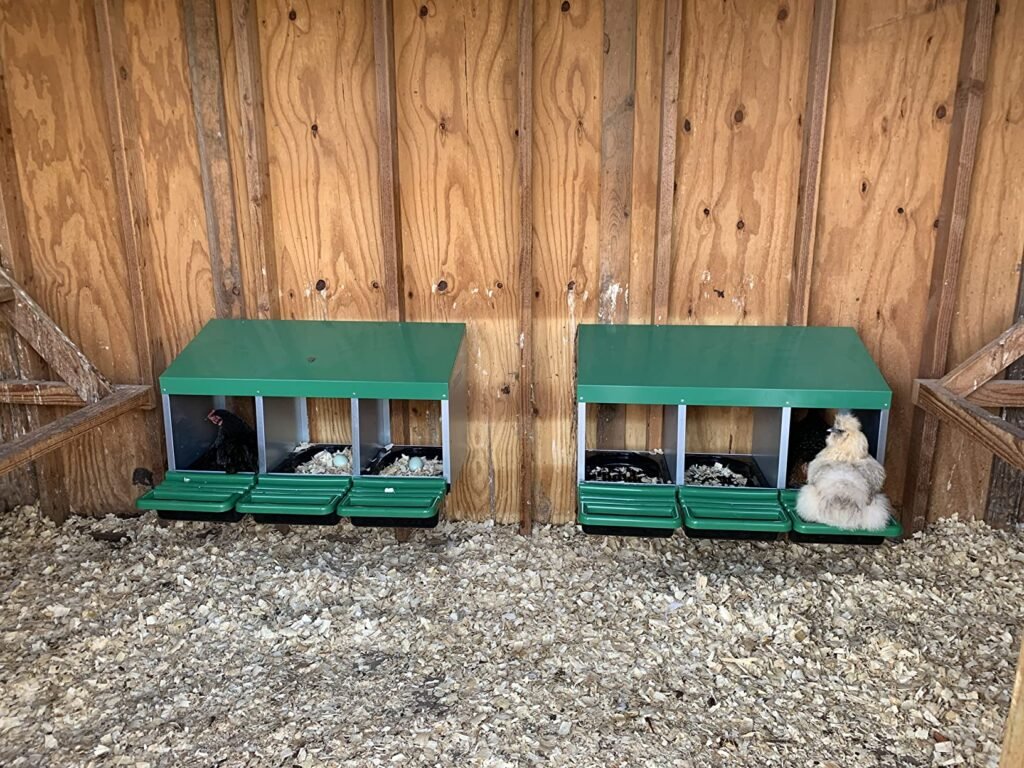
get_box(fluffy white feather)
[795,413,892,531]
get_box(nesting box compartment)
[575,324,898,541]
[136,319,467,527]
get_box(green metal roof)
[160,319,465,399]
[576,325,891,409]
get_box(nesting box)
[136,319,467,527]
[575,324,900,541]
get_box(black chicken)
[205,409,258,474]
[787,409,831,487]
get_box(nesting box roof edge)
[159,319,466,399]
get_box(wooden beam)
[516,0,534,535]
[915,381,1024,473]
[229,0,278,319]
[184,0,244,319]
[787,0,836,326]
[941,321,1024,396]
[0,380,85,407]
[0,267,114,403]
[0,58,66,520]
[596,0,637,448]
[1002,635,1024,768]
[94,0,160,393]
[0,278,11,304]
[966,381,1024,408]
[901,0,996,533]
[0,385,151,477]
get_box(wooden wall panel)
[124,0,218,363]
[0,1,153,514]
[810,0,964,502]
[258,0,385,443]
[395,0,521,522]
[0,0,1021,525]
[531,0,602,524]
[930,1,1024,522]
[669,0,812,456]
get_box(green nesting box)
[136,319,467,527]
[576,324,899,540]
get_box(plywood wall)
[0,0,1022,525]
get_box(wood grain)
[1,1,151,515]
[787,0,835,327]
[230,0,279,319]
[258,0,387,445]
[595,0,636,449]
[0,380,84,407]
[184,0,245,320]
[943,0,1024,527]
[811,0,964,512]
[0,267,113,402]
[0,385,150,476]
[916,381,1024,473]
[671,0,812,457]
[967,381,1024,409]
[0,57,41,513]
[395,0,521,522]
[516,0,535,534]
[531,0,602,524]
[94,0,159,394]
[623,0,661,452]
[1003,635,1024,768]
[903,0,996,532]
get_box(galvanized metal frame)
[576,401,587,484]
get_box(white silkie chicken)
[796,413,891,530]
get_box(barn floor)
[0,509,1022,768]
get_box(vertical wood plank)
[811,0,964,514]
[1003,635,1024,768]
[395,0,521,522]
[94,0,160,391]
[787,0,835,327]
[902,0,996,533]
[372,0,405,323]
[517,0,534,534]
[184,0,245,320]
[644,0,679,450]
[531,0,602,524]
[595,0,636,448]
[230,0,278,319]
[650,0,680,328]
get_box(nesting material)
[376,450,443,477]
[295,446,353,476]
[685,461,750,487]
[1,507,1022,767]
[586,465,663,484]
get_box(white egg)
[332,453,350,468]
[408,456,425,472]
